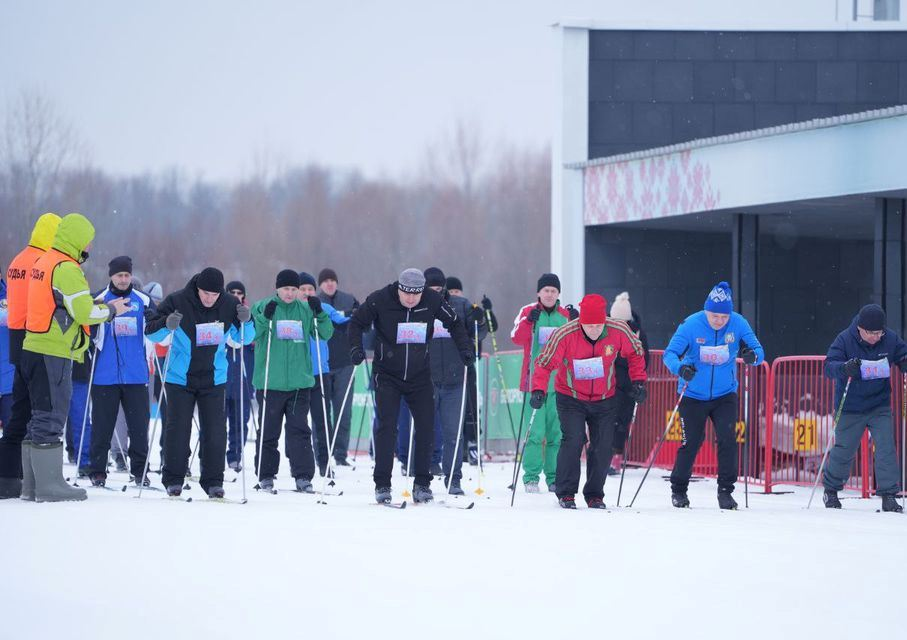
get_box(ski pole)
[485,307,518,446]
[318,362,358,503]
[351,364,369,464]
[807,377,853,509]
[508,321,538,492]
[402,415,415,497]
[138,337,173,499]
[743,362,750,509]
[239,324,248,504]
[445,365,470,493]
[510,408,539,507]
[474,319,484,495]
[255,320,274,485]
[629,382,689,508]
[616,401,638,508]
[312,316,336,486]
[72,345,98,485]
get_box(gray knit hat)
[398,268,426,293]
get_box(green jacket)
[23,213,112,363]
[250,295,333,392]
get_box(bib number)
[573,357,604,381]
[699,344,729,366]
[433,319,451,339]
[538,326,555,346]
[113,316,137,337]
[276,320,304,341]
[396,322,427,344]
[196,322,224,346]
[860,358,890,380]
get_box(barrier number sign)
[793,418,817,452]
[735,421,746,444]
[666,411,683,442]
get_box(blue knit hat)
[704,281,733,314]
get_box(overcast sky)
[0,0,840,181]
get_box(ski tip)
[121,485,128,492]
[400,501,408,509]
[240,499,248,504]
[186,497,193,503]
[465,502,475,509]
[338,491,344,496]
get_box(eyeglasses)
[859,328,884,337]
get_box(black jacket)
[349,283,471,382]
[318,288,359,370]
[430,294,487,386]
[614,312,650,392]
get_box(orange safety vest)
[25,248,89,338]
[5,245,44,331]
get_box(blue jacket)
[310,302,349,376]
[0,280,14,395]
[825,317,907,414]
[664,311,764,401]
[93,285,153,386]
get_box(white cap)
[610,291,632,321]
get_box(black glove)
[629,382,647,404]
[460,350,475,367]
[165,311,182,331]
[678,364,697,382]
[263,300,278,320]
[481,295,492,311]
[236,304,251,324]
[739,346,757,365]
[898,359,907,373]
[350,347,365,366]
[566,304,579,321]
[307,296,323,314]
[527,307,542,324]
[467,305,484,324]
[843,358,862,379]
[529,390,546,410]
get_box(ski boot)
[207,486,225,499]
[467,442,478,466]
[547,482,557,493]
[412,484,434,504]
[258,477,275,492]
[166,485,183,497]
[295,478,314,493]
[0,476,21,499]
[134,472,151,487]
[30,442,87,502]
[717,490,738,510]
[334,458,351,467]
[430,462,443,476]
[881,496,903,513]
[823,489,842,509]
[375,486,393,504]
[524,481,540,494]
[446,478,465,496]
[586,497,607,509]
[114,453,128,473]
[558,495,577,509]
[89,472,107,488]
[671,492,690,508]
[228,461,242,472]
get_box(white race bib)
[433,319,451,339]
[699,344,729,366]
[196,322,224,346]
[113,316,137,337]
[573,357,604,380]
[860,358,890,380]
[538,326,556,346]
[396,322,427,344]
[276,320,304,341]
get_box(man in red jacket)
[531,294,647,509]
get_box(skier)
[86,256,154,487]
[20,213,130,502]
[663,281,764,510]
[511,273,575,493]
[249,270,332,493]
[0,213,60,498]
[607,292,650,474]
[317,268,360,466]
[0,280,14,437]
[225,280,254,472]
[145,267,254,498]
[822,303,905,512]
[348,268,472,504]
[530,294,647,509]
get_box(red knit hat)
[579,294,607,324]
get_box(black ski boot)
[672,492,690,508]
[375,486,393,504]
[446,478,465,496]
[412,484,434,504]
[166,485,183,497]
[558,495,577,509]
[295,478,314,493]
[114,453,128,473]
[207,486,225,499]
[823,489,842,509]
[881,495,903,513]
[134,473,151,487]
[89,472,107,488]
[586,497,607,509]
[717,491,737,510]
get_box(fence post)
[860,430,871,499]
[763,361,774,494]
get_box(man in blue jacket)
[823,304,905,513]
[0,280,13,431]
[87,256,154,486]
[663,281,764,510]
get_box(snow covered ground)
[3,451,903,640]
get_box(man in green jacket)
[21,213,129,502]
[251,269,333,493]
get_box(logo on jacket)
[696,337,706,344]
[725,333,735,344]
[604,345,614,356]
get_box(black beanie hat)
[318,268,338,285]
[108,255,133,276]
[225,280,246,295]
[298,272,317,288]
[445,276,463,291]
[537,273,561,292]
[276,269,301,289]
[196,267,224,293]
[857,304,886,332]
[424,266,446,288]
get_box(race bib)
[276,320,304,341]
[396,322,427,344]
[113,316,137,337]
[538,326,556,346]
[196,322,224,346]
[699,344,730,366]
[861,358,890,380]
[573,356,604,380]
[433,319,451,339]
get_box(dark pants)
[327,364,355,463]
[464,364,478,444]
[374,371,435,488]
[69,380,92,468]
[0,394,11,432]
[0,367,32,479]
[21,351,73,444]
[670,392,739,494]
[310,373,333,472]
[611,388,636,454]
[254,388,315,481]
[226,383,251,466]
[396,397,442,467]
[554,392,619,500]
[152,356,167,457]
[824,406,902,496]
[161,383,226,492]
[89,383,150,477]
[436,382,465,482]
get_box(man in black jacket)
[349,268,472,504]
